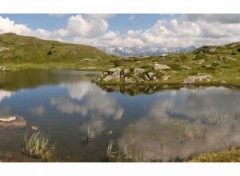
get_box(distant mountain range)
[97,45,197,57]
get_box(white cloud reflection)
[118,87,240,161]
[0,90,13,103]
[51,81,124,120]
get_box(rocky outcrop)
[95,67,160,83]
[0,115,27,128]
[182,74,212,84]
[152,64,170,70]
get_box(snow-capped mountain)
[97,45,196,57]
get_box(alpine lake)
[0,69,240,162]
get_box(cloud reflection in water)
[118,87,240,161]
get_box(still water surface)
[0,70,240,161]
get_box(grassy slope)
[97,42,240,86]
[0,33,118,70]
[190,147,240,162]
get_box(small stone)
[31,125,39,131]
[196,59,205,65]
[213,61,220,65]
[205,64,212,68]
[181,66,191,70]
[162,75,171,81]
[182,74,212,84]
[124,77,135,83]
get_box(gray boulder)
[103,71,121,82]
[182,74,212,84]
[152,64,170,70]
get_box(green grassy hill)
[0,33,118,70]
[96,41,240,86]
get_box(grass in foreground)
[23,130,55,161]
[190,146,240,162]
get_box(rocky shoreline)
[95,64,213,85]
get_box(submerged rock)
[0,116,16,122]
[182,74,212,84]
[0,115,27,128]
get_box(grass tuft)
[23,130,55,161]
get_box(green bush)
[168,64,182,71]
[231,51,237,55]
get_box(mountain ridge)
[98,45,197,57]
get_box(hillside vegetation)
[0,33,117,70]
[95,41,240,86]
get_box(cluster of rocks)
[182,74,212,84]
[95,64,172,83]
[194,46,217,55]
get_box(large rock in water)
[182,74,212,84]
[152,64,170,70]
[0,115,27,128]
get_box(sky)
[0,14,240,48]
